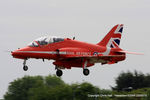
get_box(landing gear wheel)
[56,70,63,77]
[23,65,28,71]
[83,69,90,76]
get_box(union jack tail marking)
[97,24,123,48]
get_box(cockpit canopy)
[28,36,64,47]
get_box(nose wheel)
[23,65,28,71]
[83,69,90,76]
[23,59,28,71]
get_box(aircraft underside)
[21,55,125,77]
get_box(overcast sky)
[0,0,150,98]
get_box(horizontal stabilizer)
[117,50,143,55]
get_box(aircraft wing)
[60,54,125,64]
[58,48,125,64]
[61,55,125,58]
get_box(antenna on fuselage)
[73,37,75,40]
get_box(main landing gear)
[23,59,28,71]
[82,60,90,76]
[22,59,90,76]
[55,66,63,77]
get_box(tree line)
[4,70,150,100]
[112,70,150,91]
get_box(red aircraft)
[11,24,141,76]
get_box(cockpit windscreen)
[28,36,64,47]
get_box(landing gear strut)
[23,59,28,71]
[55,66,63,77]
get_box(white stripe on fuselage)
[15,51,58,54]
[15,50,111,56]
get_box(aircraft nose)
[11,49,20,58]
[11,48,27,59]
[11,51,14,56]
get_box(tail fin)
[97,24,123,48]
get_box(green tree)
[113,70,150,91]
[4,75,65,100]
[45,75,65,87]
[146,89,150,100]
[28,84,72,100]
[4,76,44,100]
[4,75,100,100]
[71,82,100,100]
[114,71,134,91]
[144,74,150,88]
[132,71,145,89]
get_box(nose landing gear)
[23,59,28,71]
[23,65,28,71]
[83,69,90,76]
